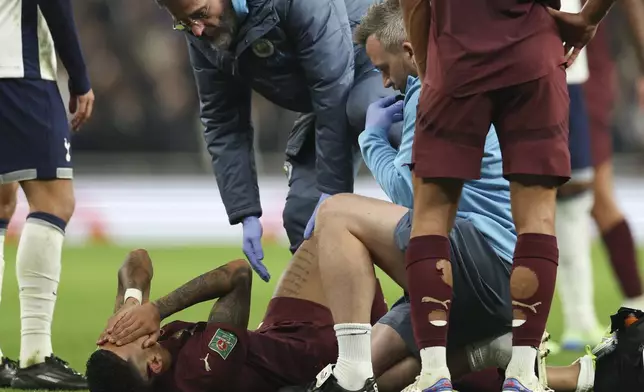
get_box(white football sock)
[333,323,373,391]
[420,346,450,375]
[467,333,512,371]
[0,229,4,359]
[17,217,64,368]
[506,346,537,379]
[555,192,601,335]
[575,355,595,392]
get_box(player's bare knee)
[22,179,75,223]
[316,193,352,227]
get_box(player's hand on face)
[242,216,270,282]
[108,302,162,347]
[96,298,140,345]
[69,88,95,132]
[546,8,598,68]
[365,95,405,133]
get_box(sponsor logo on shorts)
[208,328,238,360]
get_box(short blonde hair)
[354,0,406,52]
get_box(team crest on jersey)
[251,39,275,58]
[208,329,238,360]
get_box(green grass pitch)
[0,243,641,392]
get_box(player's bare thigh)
[316,193,409,287]
[272,237,328,306]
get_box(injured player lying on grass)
[86,245,608,392]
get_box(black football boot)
[11,355,87,390]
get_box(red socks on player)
[511,233,558,347]
[405,235,453,348]
[602,219,643,299]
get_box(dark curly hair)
[86,350,151,392]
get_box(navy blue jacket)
[187,0,375,224]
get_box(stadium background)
[2,1,644,386]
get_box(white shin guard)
[16,218,64,367]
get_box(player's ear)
[148,354,163,375]
[402,41,414,61]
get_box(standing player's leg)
[0,183,18,386]
[403,85,492,391]
[585,28,644,308]
[494,66,571,390]
[592,160,644,308]
[555,84,603,350]
[0,78,85,389]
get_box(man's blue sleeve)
[284,0,355,195]
[188,41,261,225]
[358,127,413,208]
[38,0,90,95]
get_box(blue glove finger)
[250,238,270,281]
[243,243,270,282]
[391,112,404,123]
[376,94,399,107]
[386,100,404,113]
[303,213,316,240]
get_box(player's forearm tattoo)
[114,250,154,313]
[153,261,252,328]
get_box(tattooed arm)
[154,259,253,328]
[113,249,154,313]
[106,259,253,346]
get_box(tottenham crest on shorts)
[208,329,238,360]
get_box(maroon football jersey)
[153,318,335,392]
[426,0,566,96]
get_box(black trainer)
[10,355,87,390]
[305,365,378,392]
[0,357,18,387]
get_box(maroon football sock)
[370,278,388,325]
[511,234,559,348]
[405,235,452,348]
[602,219,643,299]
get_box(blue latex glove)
[365,95,404,132]
[242,216,270,282]
[303,193,331,240]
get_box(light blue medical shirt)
[359,76,516,263]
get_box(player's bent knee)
[316,193,355,224]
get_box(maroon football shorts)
[413,66,571,184]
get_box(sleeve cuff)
[68,73,91,96]
[228,206,263,226]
